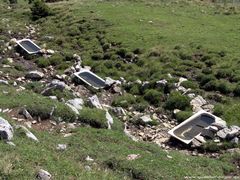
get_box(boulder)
[88,95,102,109]
[20,108,33,120]
[208,125,219,133]
[15,125,39,142]
[226,126,240,139]
[191,138,202,147]
[156,79,168,88]
[211,121,227,130]
[216,128,231,139]
[36,169,51,180]
[65,103,79,115]
[25,71,44,81]
[49,80,66,91]
[105,77,116,86]
[195,135,206,144]
[190,95,207,112]
[0,117,13,141]
[56,144,67,151]
[139,115,152,123]
[66,98,84,110]
[231,137,239,145]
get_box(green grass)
[0,125,238,179]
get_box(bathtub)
[16,39,41,54]
[168,110,224,144]
[74,70,106,90]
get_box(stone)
[105,77,116,86]
[176,77,187,87]
[190,95,207,112]
[111,107,126,116]
[86,156,94,162]
[226,126,240,139]
[173,109,181,114]
[167,155,173,159]
[112,85,121,93]
[65,103,79,115]
[195,135,206,143]
[73,54,81,61]
[46,49,55,54]
[216,128,231,139]
[0,117,13,141]
[36,169,51,180]
[191,138,202,147]
[231,137,239,145]
[0,80,9,85]
[202,104,214,113]
[20,108,33,120]
[88,95,102,109]
[25,71,44,81]
[140,115,152,123]
[156,79,168,88]
[208,125,219,133]
[56,144,67,151]
[127,154,141,160]
[66,98,84,110]
[49,80,66,91]
[211,121,227,130]
[85,165,91,171]
[15,125,39,142]
[7,58,13,63]
[106,111,113,129]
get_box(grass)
[0,125,238,179]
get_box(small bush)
[216,80,233,94]
[112,94,136,108]
[36,58,50,68]
[175,111,192,123]
[181,80,198,89]
[31,0,52,20]
[9,0,17,4]
[165,91,190,110]
[143,89,163,106]
[215,69,233,79]
[48,54,64,66]
[234,84,240,96]
[202,80,218,91]
[213,104,224,117]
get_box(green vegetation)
[165,91,190,111]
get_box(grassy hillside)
[0,0,240,179]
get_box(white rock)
[36,169,51,180]
[88,95,102,109]
[66,98,84,110]
[0,117,13,141]
[56,144,67,151]
[65,103,79,115]
[140,115,152,123]
[127,154,141,160]
[15,125,39,142]
[25,71,44,81]
[86,156,94,162]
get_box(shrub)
[181,80,198,89]
[143,89,163,106]
[215,69,233,79]
[78,108,123,130]
[233,84,240,98]
[216,80,233,94]
[213,104,224,117]
[197,74,215,86]
[202,80,218,91]
[31,0,51,20]
[175,111,192,123]
[9,0,17,4]
[36,58,50,68]
[48,54,64,66]
[112,94,136,108]
[165,91,190,110]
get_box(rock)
[20,108,33,120]
[176,77,187,87]
[156,79,168,88]
[0,80,9,85]
[231,137,239,145]
[6,141,16,146]
[202,104,214,113]
[190,95,207,112]
[167,155,173,159]
[124,123,138,142]
[0,117,13,141]
[7,58,13,63]
[56,144,67,151]
[46,49,55,54]
[127,154,141,160]
[173,109,181,114]
[88,95,102,109]
[66,98,84,110]
[211,121,227,130]
[85,165,91,171]
[49,96,57,100]
[111,107,126,116]
[73,54,81,62]
[65,103,79,115]
[140,115,152,123]
[195,135,206,143]
[106,111,113,129]
[208,125,219,132]
[15,125,39,142]
[191,138,202,147]
[25,71,44,81]
[36,169,51,180]
[226,126,240,139]
[216,128,231,139]
[112,85,122,93]
[49,80,66,91]
[86,156,94,162]
[105,77,116,86]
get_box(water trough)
[168,110,225,144]
[74,70,106,90]
[16,39,41,54]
